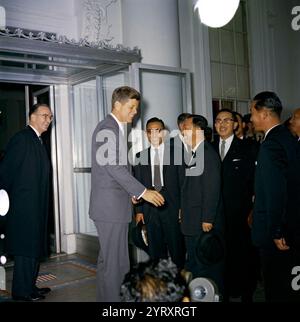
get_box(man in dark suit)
[0,103,53,301]
[213,109,259,302]
[180,114,224,294]
[250,91,300,302]
[89,86,164,302]
[133,117,185,269]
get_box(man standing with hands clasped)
[89,86,164,302]
[0,103,53,301]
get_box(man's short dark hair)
[189,114,208,130]
[177,113,190,126]
[242,113,251,123]
[253,91,282,117]
[146,117,165,129]
[111,86,141,110]
[29,103,49,118]
[120,259,187,302]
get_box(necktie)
[153,148,162,192]
[38,136,43,145]
[220,140,226,160]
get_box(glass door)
[72,69,130,237]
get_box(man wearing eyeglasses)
[0,103,53,301]
[213,109,258,302]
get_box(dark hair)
[253,91,282,117]
[242,113,251,123]
[111,86,141,110]
[120,259,187,302]
[190,114,208,130]
[177,113,190,126]
[146,117,165,129]
[215,109,237,122]
[29,103,50,118]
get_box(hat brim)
[131,223,149,254]
[195,231,224,266]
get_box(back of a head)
[120,259,187,302]
[253,91,282,117]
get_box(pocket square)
[232,159,241,162]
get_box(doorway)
[0,82,57,254]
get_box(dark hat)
[195,230,224,266]
[131,221,149,254]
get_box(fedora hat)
[195,230,224,266]
[131,221,149,254]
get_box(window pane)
[222,64,237,97]
[220,30,235,64]
[211,62,222,97]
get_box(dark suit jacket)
[212,136,255,236]
[181,141,223,236]
[252,125,300,249]
[89,114,145,223]
[0,126,50,258]
[133,142,181,223]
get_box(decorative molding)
[82,0,117,43]
[0,27,141,55]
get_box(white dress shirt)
[110,113,125,136]
[150,143,164,187]
[219,134,234,159]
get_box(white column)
[178,0,213,124]
[121,0,180,67]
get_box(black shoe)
[12,293,46,302]
[35,287,51,295]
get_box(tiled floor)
[0,254,97,302]
[0,253,265,302]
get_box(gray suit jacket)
[89,114,145,223]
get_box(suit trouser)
[12,256,39,297]
[185,234,224,296]
[94,221,130,302]
[146,205,185,269]
[260,247,300,302]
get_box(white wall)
[247,0,300,120]
[1,0,78,39]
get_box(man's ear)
[233,121,238,130]
[114,101,121,112]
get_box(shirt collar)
[110,113,125,136]
[264,124,281,140]
[220,134,234,145]
[29,125,40,137]
[192,139,204,153]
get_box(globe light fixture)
[194,0,240,28]
[0,190,9,216]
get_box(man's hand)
[135,213,145,224]
[142,189,165,207]
[273,238,290,251]
[202,222,213,232]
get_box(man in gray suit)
[89,86,164,302]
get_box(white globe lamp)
[194,0,240,28]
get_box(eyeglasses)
[35,113,53,121]
[215,118,234,125]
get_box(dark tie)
[38,136,43,145]
[153,148,162,192]
[220,140,226,160]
